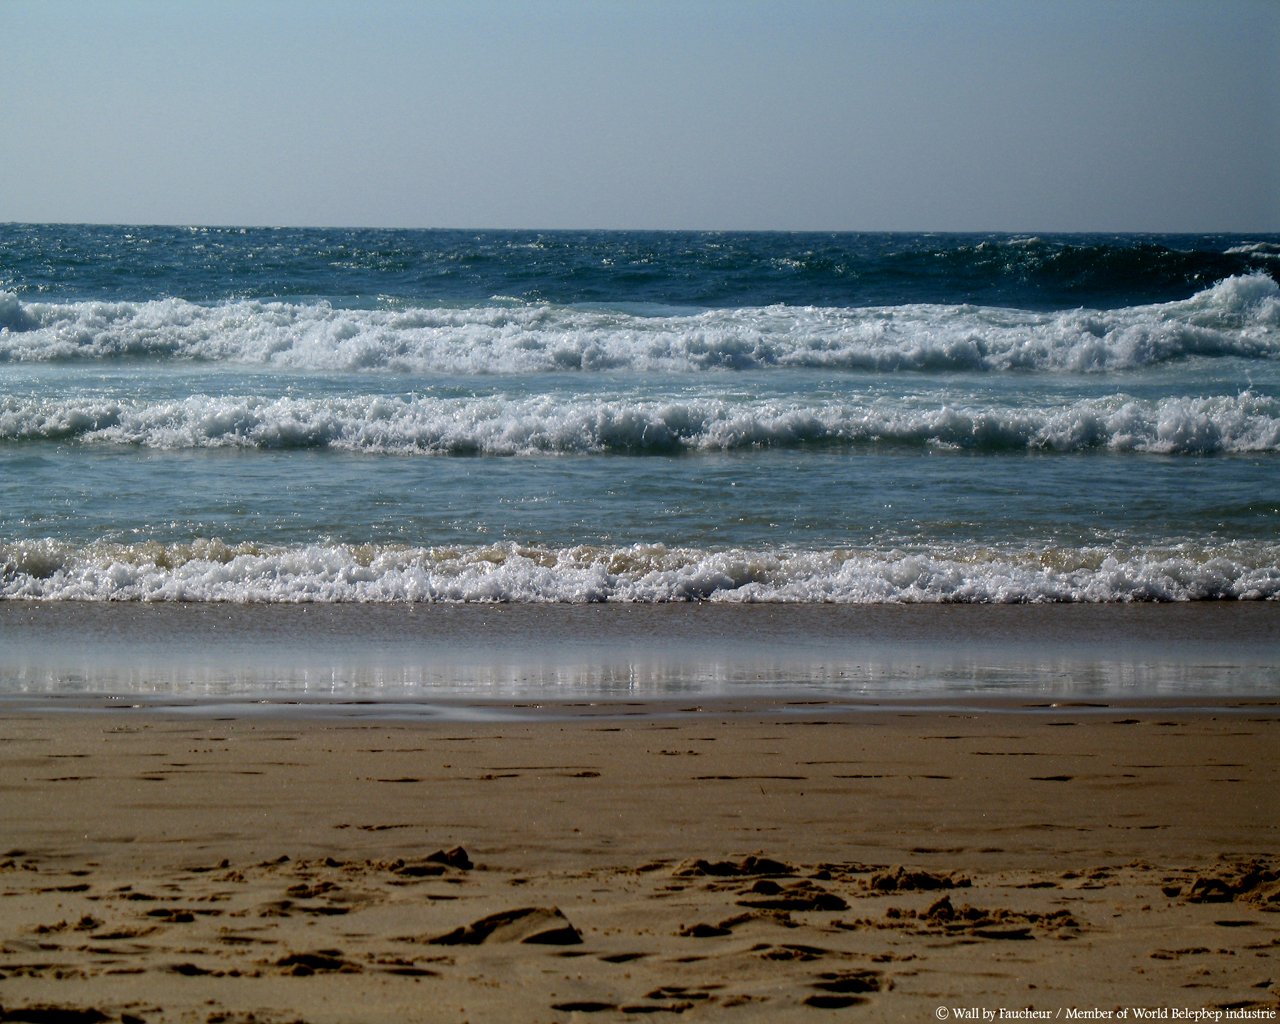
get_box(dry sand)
[1,699,1277,1022]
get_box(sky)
[3,0,1278,232]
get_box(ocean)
[2,225,1278,705]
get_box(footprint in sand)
[803,967,889,1008]
[272,949,361,975]
[427,906,582,946]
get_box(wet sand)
[4,601,1279,702]
[1,699,1277,1021]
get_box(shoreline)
[2,691,1279,723]
[1,705,1276,1020]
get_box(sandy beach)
[1,698,1277,1022]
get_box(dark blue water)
[3,225,1275,309]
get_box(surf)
[4,538,1277,603]
[0,272,1276,374]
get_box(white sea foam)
[0,291,34,332]
[1225,242,1280,259]
[3,539,1276,603]
[0,275,1275,373]
[3,390,1277,454]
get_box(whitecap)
[0,274,1275,374]
[2,391,1277,455]
[4,539,1277,603]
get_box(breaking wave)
[1,273,1276,374]
[3,390,1277,455]
[3,539,1277,603]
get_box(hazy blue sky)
[4,0,1277,231]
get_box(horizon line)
[5,219,1279,236]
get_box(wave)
[3,391,1278,455]
[1224,242,1280,259]
[3,539,1276,603]
[1,273,1276,374]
